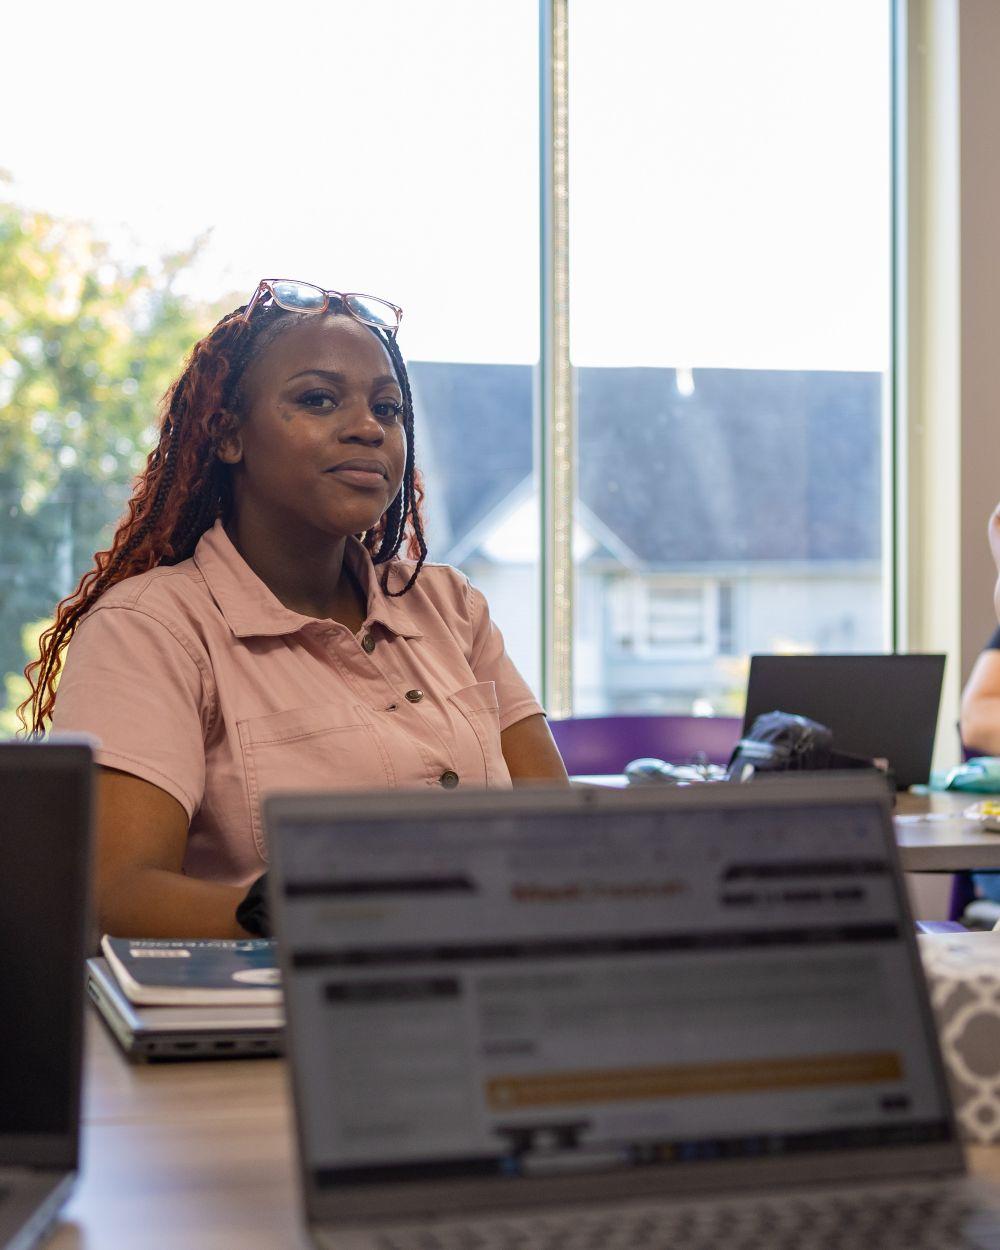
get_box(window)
[0,1,540,730]
[0,1,893,733]
[569,0,892,717]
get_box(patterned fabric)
[920,932,1000,1142]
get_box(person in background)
[959,626,1000,756]
[21,280,568,939]
[960,505,1000,756]
[959,505,1000,918]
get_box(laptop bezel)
[266,775,964,1230]
[0,743,93,1171]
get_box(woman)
[960,504,1000,756]
[22,280,568,938]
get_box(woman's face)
[221,314,406,544]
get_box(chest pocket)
[447,681,510,787]
[237,704,395,858]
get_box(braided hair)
[20,300,427,736]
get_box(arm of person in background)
[959,504,1000,757]
[501,712,570,786]
[960,649,1000,757]
[96,768,250,938]
[991,503,1000,622]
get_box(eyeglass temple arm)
[242,281,271,322]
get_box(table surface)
[44,1010,1000,1249]
[894,791,1000,871]
[573,781,1000,873]
[52,1012,309,1249]
[44,790,1000,1246]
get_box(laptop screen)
[273,788,953,1197]
[0,745,91,1165]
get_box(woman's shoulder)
[384,557,475,615]
[83,556,213,636]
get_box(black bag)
[236,873,271,937]
[726,711,893,789]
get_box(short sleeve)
[464,581,545,732]
[51,605,213,819]
[986,626,1000,651]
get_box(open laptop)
[85,956,283,1061]
[743,654,947,789]
[0,743,92,1250]
[265,776,1000,1249]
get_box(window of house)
[645,583,717,656]
[610,578,718,658]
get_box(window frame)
[540,0,899,718]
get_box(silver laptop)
[265,776,1000,1249]
[0,743,92,1250]
[85,956,284,1061]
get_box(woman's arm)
[96,767,249,938]
[961,505,1000,756]
[990,504,1000,624]
[960,651,1000,758]
[501,713,570,786]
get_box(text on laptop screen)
[276,800,951,1191]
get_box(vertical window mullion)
[539,0,574,717]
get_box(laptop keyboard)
[365,1184,1000,1249]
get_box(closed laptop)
[0,743,92,1250]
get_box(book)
[100,936,281,1006]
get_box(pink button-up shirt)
[52,520,543,886]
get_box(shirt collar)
[193,520,423,640]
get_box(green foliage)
[0,182,233,726]
[0,618,47,738]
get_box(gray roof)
[408,363,880,567]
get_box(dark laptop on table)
[0,743,92,1250]
[265,777,1000,1250]
[743,654,946,789]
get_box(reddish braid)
[20,302,427,736]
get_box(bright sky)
[2,0,889,370]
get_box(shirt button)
[405,689,424,703]
[439,770,460,789]
[361,633,376,654]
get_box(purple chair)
[548,714,742,776]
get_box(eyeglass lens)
[344,294,397,329]
[269,280,327,311]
